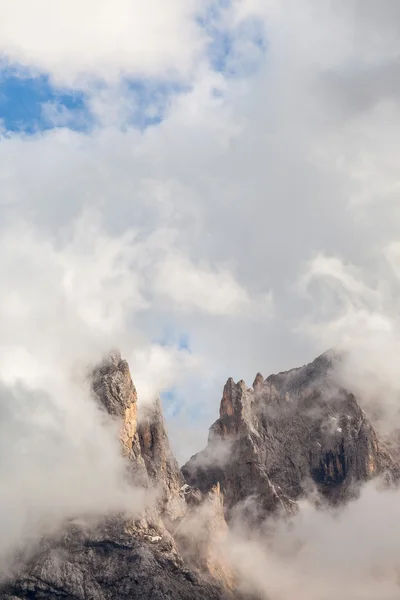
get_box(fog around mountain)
[1,1,400,598]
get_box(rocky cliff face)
[1,352,235,600]
[183,351,397,521]
[1,350,397,599]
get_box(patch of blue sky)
[0,68,92,134]
[161,388,183,419]
[161,387,210,423]
[197,0,267,78]
[177,333,191,352]
[155,329,191,353]
[121,78,189,131]
[0,64,190,135]
[156,333,193,419]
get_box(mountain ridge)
[2,349,397,599]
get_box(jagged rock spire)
[252,373,264,392]
[183,352,398,521]
[92,352,186,521]
[2,351,237,600]
[137,397,186,522]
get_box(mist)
[2,0,400,597]
[0,380,146,576]
[222,481,400,600]
[0,217,147,574]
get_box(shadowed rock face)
[182,351,397,520]
[137,398,187,523]
[1,522,232,600]
[1,520,236,600]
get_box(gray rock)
[1,521,230,600]
[137,398,187,523]
[182,351,397,520]
[1,353,234,600]
[3,350,399,599]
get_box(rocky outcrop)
[1,520,231,600]
[137,398,187,523]
[183,351,397,520]
[92,350,146,476]
[174,483,237,592]
[2,349,399,599]
[2,352,234,600]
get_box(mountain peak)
[2,352,236,600]
[4,350,399,599]
[252,372,264,392]
[184,352,397,521]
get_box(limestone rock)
[2,352,234,600]
[3,349,398,600]
[183,351,397,520]
[1,521,231,600]
[138,398,187,523]
[174,483,237,592]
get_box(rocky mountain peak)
[183,352,397,521]
[2,352,236,600]
[92,349,137,418]
[212,377,256,442]
[92,351,145,482]
[3,349,399,600]
[252,372,264,392]
[137,397,186,522]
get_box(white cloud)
[0,373,147,573]
[0,195,270,566]
[131,343,203,408]
[225,482,400,600]
[4,1,400,586]
[1,0,400,471]
[0,0,207,85]
[153,251,272,317]
[0,210,264,388]
[297,250,400,438]
[0,215,151,571]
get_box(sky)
[1,1,400,463]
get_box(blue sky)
[200,11,267,75]
[0,9,266,135]
[0,72,190,134]
[0,72,91,133]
